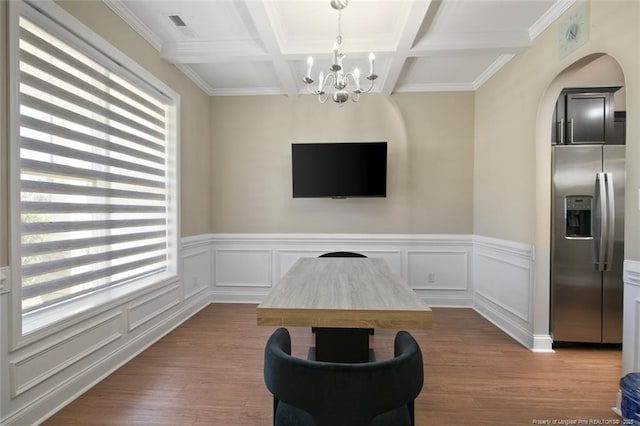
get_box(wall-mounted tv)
[291,142,387,198]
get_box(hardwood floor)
[44,304,623,426]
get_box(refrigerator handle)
[558,119,565,144]
[569,119,574,143]
[605,172,615,271]
[595,172,608,271]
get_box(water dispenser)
[565,196,592,238]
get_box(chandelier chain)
[337,10,342,46]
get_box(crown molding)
[529,0,576,41]
[174,64,216,96]
[473,54,515,90]
[102,0,162,51]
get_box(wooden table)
[257,257,432,362]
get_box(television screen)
[291,142,387,198]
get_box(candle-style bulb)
[318,71,325,92]
[354,68,361,90]
[368,52,375,75]
[306,56,314,78]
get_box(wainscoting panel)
[182,246,211,300]
[126,284,182,332]
[9,312,123,398]
[215,249,272,288]
[407,250,469,291]
[0,239,211,426]
[623,260,640,376]
[472,236,535,349]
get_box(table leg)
[312,328,373,363]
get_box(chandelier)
[302,0,378,105]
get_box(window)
[10,2,179,334]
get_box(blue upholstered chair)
[263,327,424,426]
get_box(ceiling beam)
[241,0,299,98]
[379,0,433,96]
[160,41,268,64]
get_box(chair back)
[263,328,423,426]
[319,251,367,258]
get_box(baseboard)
[532,335,554,353]
[212,289,270,304]
[474,296,534,350]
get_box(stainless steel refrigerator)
[551,145,625,344]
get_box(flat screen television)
[291,142,387,198]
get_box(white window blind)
[16,15,174,317]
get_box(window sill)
[21,272,179,338]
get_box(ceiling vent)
[168,14,186,27]
[166,13,196,38]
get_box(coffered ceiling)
[104,0,574,97]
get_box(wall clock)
[558,2,589,59]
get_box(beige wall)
[0,0,212,266]
[474,0,640,259]
[209,92,474,234]
[3,0,635,260]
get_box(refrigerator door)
[602,145,625,343]
[551,145,603,342]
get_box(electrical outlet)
[427,272,435,283]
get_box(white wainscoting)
[9,232,619,425]
[472,236,536,349]
[623,260,640,376]
[207,233,476,307]
[0,240,212,426]
[206,233,542,349]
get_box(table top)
[257,257,432,329]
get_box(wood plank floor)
[44,304,623,426]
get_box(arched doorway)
[535,53,626,352]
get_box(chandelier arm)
[351,92,360,103]
[323,72,336,89]
[318,92,331,103]
[358,77,376,94]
